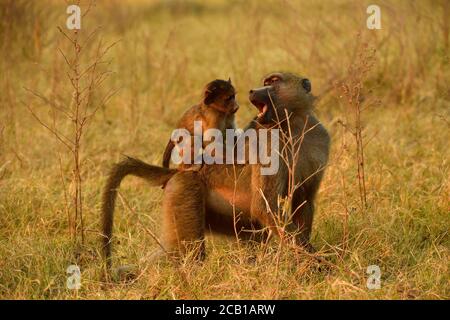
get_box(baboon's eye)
[264,77,280,86]
[226,94,235,102]
[301,79,311,93]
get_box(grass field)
[0,0,449,299]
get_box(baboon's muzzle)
[249,86,274,124]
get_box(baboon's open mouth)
[250,100,268,118]
[230,105,239,114]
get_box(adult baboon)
[102,72,330,266]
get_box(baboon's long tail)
[101,156,176,267]
[162,139,175,168]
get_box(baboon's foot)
[111,264,138,282]
[146,249,169,264]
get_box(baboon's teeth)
[257,105,268,118]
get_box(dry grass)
[0,0,449,299]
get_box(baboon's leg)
[161,171,206,260]
[250,165,288,238]
[292,187,315,251]
[251,167,316,250]
[250,193,278,233]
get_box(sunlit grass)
[0,0,448,299]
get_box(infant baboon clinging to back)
[162,79,238,169]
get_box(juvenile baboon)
[102,72,330,266]
[162,79,238,169]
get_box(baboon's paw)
[111,264,138,282]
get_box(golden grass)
[0,0,448,299]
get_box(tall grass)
[0,0,448,299]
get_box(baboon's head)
[249,72,313,125]
[203,79,239,114]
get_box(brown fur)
[101,72,330,266]
[162,79,238,169]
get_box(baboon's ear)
[301,78,311,93]
[204,89,216,105]
[227,77,232,84]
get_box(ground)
[0,0,448,299]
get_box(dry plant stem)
[339,123,350,253]
[343,81,367,211]
[338,38,376,211]
[52,106,71,236]
[340,171,350,253]
[232,166,241,249]
[25,7,116,244]
[50,46,72,236]
[231,156,248,249]
[354,90,367,210]
[71,29,84,243]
